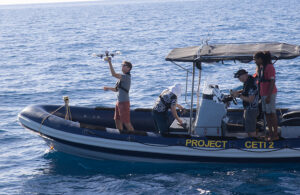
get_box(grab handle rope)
[63,96,72,121]
[38,105,65,133]
[38,96,72,133]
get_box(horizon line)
[0,0,100,6]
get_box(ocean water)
[1,0,300,194]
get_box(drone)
[92,51,121,60]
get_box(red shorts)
[114,101,131,123]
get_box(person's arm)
[267,80,275,96]
[107,57,122,79]
[176,104,187,114]
[240,86,256,103]
[232,89,243,97]
[176,104,184,110]
[103,86,117,92]
[240,94,255,103]
[171,105,183,125]
[265,65,276,103]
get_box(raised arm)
[107,57,122,79]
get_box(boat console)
[193,84,265,137]
[194,84,230,137]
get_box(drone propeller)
[92,50,122,59]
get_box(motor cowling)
[194,85,227,136]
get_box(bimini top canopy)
[165,43,300,63]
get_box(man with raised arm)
[103,57,134,131]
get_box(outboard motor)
[194,85,227,136]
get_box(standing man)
[232,69,259,137]
[103,57,134,131]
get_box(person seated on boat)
[152,84,185,135]
[254,51,278,141]
[103,57,134,131]
[232,69,259,138]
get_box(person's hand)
[177,118,183,125]
[103,87,109,91]
[104,56,111,62]
[231,91,239,98]
[177,119,187,129]
[266,96,271,104]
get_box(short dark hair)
[123,61,132,70]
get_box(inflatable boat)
[18,42,300,163]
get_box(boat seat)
[95,107,114,111]
[169,117,190,135]
[225,123,244,132]
[80,122,151,136]
[134,108,152,112]
[224,120,264,133]
[169,128,189,135]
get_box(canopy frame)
[165,42,300,64]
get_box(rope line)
[39,97,72,133]
[38,105,65,132]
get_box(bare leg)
[271,113,278,139]
[266,114,273,139]
[124,123,134,131]
[115,119,123,130]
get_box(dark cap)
[234,69,248,78]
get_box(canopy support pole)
[189,62,196,134]
[196,62,202,114]
[170,61,191,105]
[170,61,192,74]
[185,71,188,103]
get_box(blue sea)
[1,0,300,194]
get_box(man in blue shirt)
[232,69,259,137]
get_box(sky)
[0,0,97,5]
